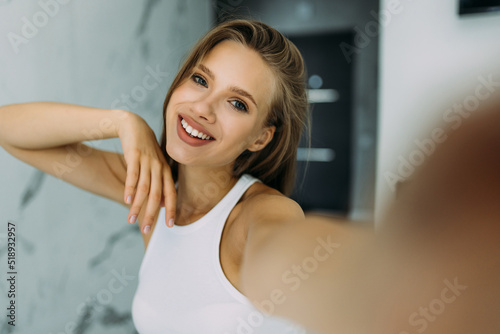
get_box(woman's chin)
[166,145,194,165]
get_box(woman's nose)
[190,96,216,122]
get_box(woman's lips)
[176,115,215,147]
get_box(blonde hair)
[160,19,309,195]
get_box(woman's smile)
[176,114,216,147]
[180,117,214,140]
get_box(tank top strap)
[214,173,261,217]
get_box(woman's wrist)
[114,109,155,147]
[112,109,136,139]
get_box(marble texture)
[0,1,211,333]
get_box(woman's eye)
[230,100,248,112]
[191,74,207,87]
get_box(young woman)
[0,19,311,333]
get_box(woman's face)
[165,40,276,168]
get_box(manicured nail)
[126,195,132,204]
[168,218,174,227]
[129,215,137,224]
[143,225,150,234]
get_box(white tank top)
[132,173,310,334]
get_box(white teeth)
[180,118,212,140]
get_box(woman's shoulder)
[240,176,283,201]
[237,178,304,219]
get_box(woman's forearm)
[241,215,374,334]
[0,102,129,150]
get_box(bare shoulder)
[238,181,305,223]
[233,181,305,260]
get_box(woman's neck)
[175,163,238,222]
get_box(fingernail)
[126,195,132,204]
[143,225,151,234]
[129,215,137,224]
[168,218,174,227]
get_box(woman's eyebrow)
[199,63,215,80]
[228,86,257,108]
[198,63,258,108]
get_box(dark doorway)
[290,32,354,213]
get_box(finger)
[124,151,140,204]
[163,164,177,228]
[141,162,163,234]
[128,160,151,225]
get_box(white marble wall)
[0,1,211,333]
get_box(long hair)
[160,19,309,195]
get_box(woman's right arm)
[0,101,131,202]
[0,102,176,240]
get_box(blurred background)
[0,0,499,333]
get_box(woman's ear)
[247,125,276,152]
